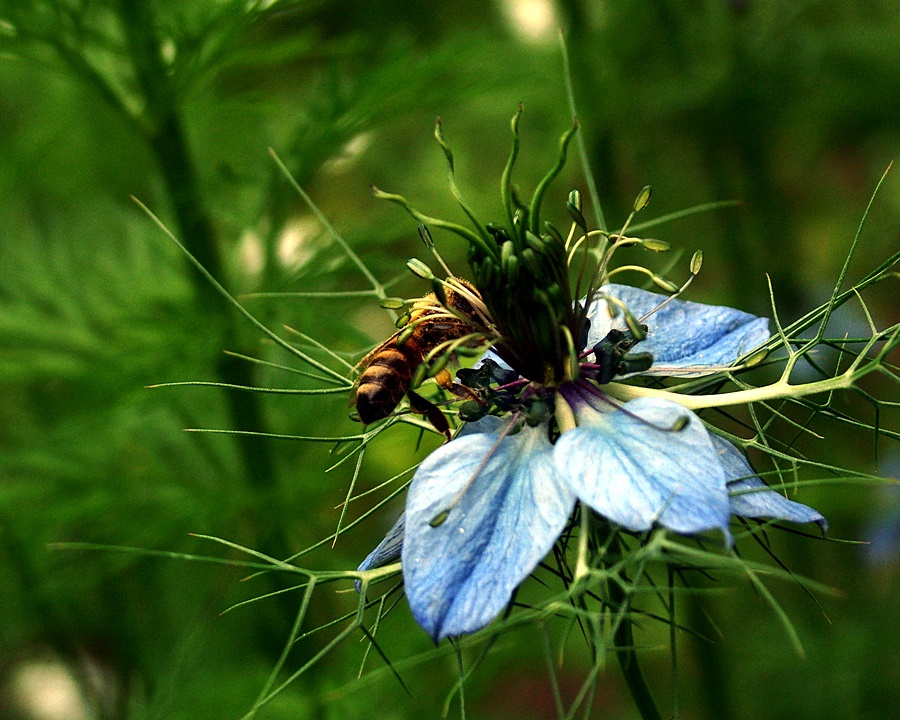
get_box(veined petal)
[356,418,505,582]
[403,423,577,642]
[358,513,405,573]
[712,435,828,531]
[556,395,732,539]
[587,284,770,375]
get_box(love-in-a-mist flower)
[359,112,826,642]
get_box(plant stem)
[116,0,276,495]
[608,580,664,720]
[607,375,853,410]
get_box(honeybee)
[349,279,487,439]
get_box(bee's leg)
[446,383,482,402]
[407,390,452,441]
[433,368,482,403]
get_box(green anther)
[398,324,416,344]
[428,352,451,377]
[418,223,436,248]
[561,325,579,380]
[407,258,434,279]
[567,194,587,229]
[395,310,411,329]
[651,275,680,293]
[620,352,654,375]
[690,250,704,274]
[623,310,647,342]
[641,238,670,252]
[431,277,448,306]
[744,348,768,367]
[411,362,428,389]
[671,416,690,432]
[429,510,450,528]
[380,297,407,309]
[568,189,582,212]
[633,185,653,212]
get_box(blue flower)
[360,284,826,642]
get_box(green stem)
[589,522,663,720]
[606,374,854,410]
[116,0,276,495]
[608,576,663,720]
[115,4,325,685]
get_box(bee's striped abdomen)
[355,344,421,424]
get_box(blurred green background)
[0,1,897,718]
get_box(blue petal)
[587,284,770,375]
[712,435,828,531]
[556,395,732,538]
[403,423,577,641]
[355,420,504,587]
[357,513,405,573]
